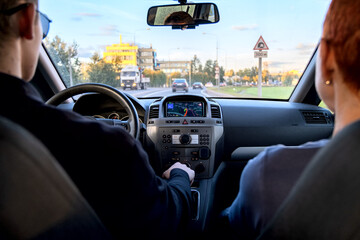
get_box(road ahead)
[123,87,208,98]
[122,87,230,98]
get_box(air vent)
[211,105,221,118]
[149,105,159,119]
[302,111,329,124]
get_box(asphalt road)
[122,87,231,98]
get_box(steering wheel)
[46,83,140,139]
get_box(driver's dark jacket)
[0,73,192,239]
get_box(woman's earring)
[325,80,332,85]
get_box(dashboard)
[71,92,334,181]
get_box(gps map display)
[166,101,204,117]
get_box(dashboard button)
[195,163,206,173]
[179,134,191,145]
[199,147,211,159]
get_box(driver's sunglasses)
[1,3,52,39]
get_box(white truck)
[120,65,150,90]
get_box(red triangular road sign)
[253,36,269,50]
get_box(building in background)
[103,35,157,71]
[103,35,138,68]
[156,60,192,86]
[156,60,191,75]
[138,46,157,70]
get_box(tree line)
[44,36,298,88]
[44,36,228,88]
[44,36,121,88]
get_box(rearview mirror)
[147,3,220,29]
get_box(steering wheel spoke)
[95,118,129,131]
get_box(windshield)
[122,72,136,77]
[42,0,331,99]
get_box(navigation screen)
[166,101,204,117]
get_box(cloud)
[267,61,292,68]
[86,25,120,37]
[296,43,317,55]
[232,24,258,31]
[99,25,119,36]
[71,17,82,22]
[72,12,102,22]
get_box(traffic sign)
[253,36,269,50]
[254,51,268,58]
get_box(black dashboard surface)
[214,99,333,160]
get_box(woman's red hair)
[323,0,360,91]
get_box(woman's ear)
[18,3,36,40]
[320,41,336,82]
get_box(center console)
[146,95,224,179]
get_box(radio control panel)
[153,126,219,179]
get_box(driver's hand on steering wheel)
[162,162,195,185]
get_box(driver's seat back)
[0,116,112,239]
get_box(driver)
[0,0,194,239]
[164,11,195,25]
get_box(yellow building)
[103,35,138,68]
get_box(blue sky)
[41,0,331,73]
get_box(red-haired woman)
[220,0,360,239]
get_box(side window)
[319,101,333,113]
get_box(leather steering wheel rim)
[46,83,140,139]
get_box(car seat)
[257,120,360,239]
[0,116,112,239]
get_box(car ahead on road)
[172,79,189,92]
[4,0,353,239]
[219,82,227,87]
[204,82,214,87]
[192,82,204,89]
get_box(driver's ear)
[18,3,37,40]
